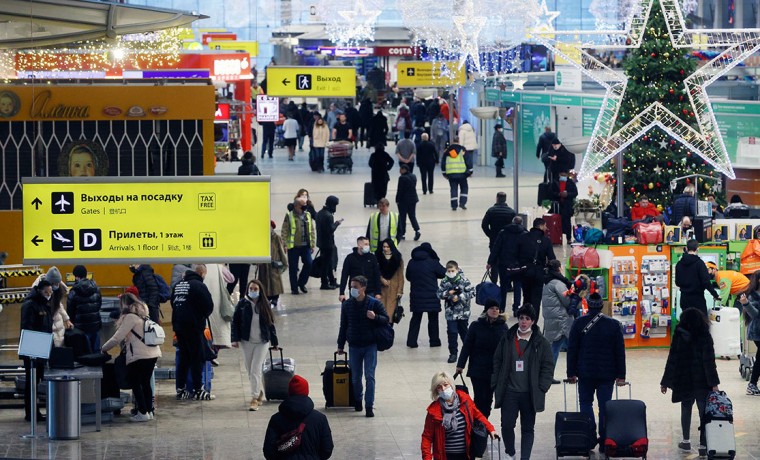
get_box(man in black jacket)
[130,264,161,322]
[536,126,556,181]
[263,375,334,459]
[481,192,516,249]
[20,280,54,422]
[416,133,438,195]
[171,267,214,401]
[546,138,576,179]
[337,276,390,417]
[516,218,556,319]
[567,293,627,451]
[550,172,579,244]
[488,216,527,313]
[338,237,382,301]
[675,239,720,316]
[316,196,342,290]
[67,264,102,353]
[396,164,421,242]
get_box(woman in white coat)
[201,264,233,351]
[458,120,478,168]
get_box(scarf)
[440,392,461,431]
[377,252,401,279]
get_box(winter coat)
[345,106,361,132]
[481,203,517,245]
[675,253,719,301]
[368,112,388,147]
[458,123,478,151]
[101,312,162,365]
[457,314,508,378]
[492,323,555,412]
[535,131,556,158]
[440,144,468,179]
[406,246,446,313]
[203,264,232,348]
[132,264,161,319]
[542,275,573,342]
[238,159,261,176]
[492,131,507,158]
[550,179,578,218]
[488,223,527,267]
[263,395,334,460]
[231,297,278,346]
[744,291,760,341]
[411,101,427,127]
[316,208,337,251]
[339,249,382,297]
[546,146,575,177]
[337,295,389,349]
[516,228,556,279]
[396,172,419,205]
[171,271,214,333]
[20,290,54,335]
[66,279,102,333]
[416,140,439,168]
[258,230,288,298]
[430,117,448,140]
[660,326,720,403]
[671,193,697,224]
[421,390,495,460]
[630,203,661,221]
[436,270,475,321]
[369,149,394,184]
[395,106,412,136]
[359,99,374,127]
[311,124,330,148]
[567,311,626,381]
[378,255,404,322]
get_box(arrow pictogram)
[282,78,290,86]
[31,197,42,210]
[31,235,43,246]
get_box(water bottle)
[596,275,606,299]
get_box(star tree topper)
[534,0,760,180]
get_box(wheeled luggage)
[263,347,295,401]
[739,328,757,381]
[709,306,741,359]
[603,383,648,459]
[556,380,595,458]
[328,141,353,173]
[322,352,355,407]
[705,419,736,459]
[363,182,376,207]
[543,213,563,245]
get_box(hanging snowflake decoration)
[319,0,383,46]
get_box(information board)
[22,177,271,264]
[397,61,466,88]
[256,95,280,122]
[266,66,356,97]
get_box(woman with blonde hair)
[232,279,279,411]
[101,293,162,422]
[421,371,498,460]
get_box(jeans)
[470,376,494,418]
[498,266,522,313]
[521,274,544,319]
[681,388,709,447]
[398,201,420,237]
[85,330,101,354]
[448,177,469,209]
[127,357,158,414]
[500,391,536,459]
[446,319,468,355]
[314,147,325,170]
[176,329,204,392]
[578,378,615,444]
[407,311,441,346]
[287,246,313,292]
[419,166,435,193]
[349,344,378,408]
[298,134,305,150]
[261,130,275,157]
[551,337,568,364]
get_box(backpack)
[705,390,733,422]
[154,274,171,303]
[131,315,166,346]
[584,228,604,245]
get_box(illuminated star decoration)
[511,77,527,90]
[534,0,560,31]
[533,0,754,180]
[452,0,487,72]
[331,0,381,45]
[658,139,668,149]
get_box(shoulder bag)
[202,319,218,361]
[370,299,394,351]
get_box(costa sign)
[374,46,416,57]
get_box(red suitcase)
[543,213,563,245]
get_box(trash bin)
[47,376,80,440]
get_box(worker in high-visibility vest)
[281,194,316,295]
[705,261,750,307]
[366,198,398,253]
[441,143,471,211]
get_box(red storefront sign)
[215,103,230,120]
[201,33,237,45]
[178,53,252,81]
[373,46,416,57]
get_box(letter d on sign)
[79,229,102,251]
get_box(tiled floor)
[1,144,759,459]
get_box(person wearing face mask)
[492,304,555,460]
[421,371,498,460]
[546,138,576,179]
[130,264,161,322]
[282,191,317,295]
[375,238,405,324]
[20,279,55,422]
[339,236,382,302]
[31,266,72,348]
[336,276,390,417]
[437,261,475,364]
[311,115,330,172]
[316,195,342,290]
[406,242,447,348]
[232,280,278,411]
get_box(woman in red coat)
[421,371,498,460]
[630,195,662,221]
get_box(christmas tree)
[614,0,721,208]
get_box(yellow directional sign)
[208,40,259,56]
[22,177,271,264]
[397,61,466,88]
[266,66,356,97]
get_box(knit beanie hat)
[46,267,62,287]
[484,298,500,312]
[73,265,88,279]
[588,293,604,310]
[124,286,140,298]
[288,375,309,397]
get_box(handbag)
[275,422,306,454]
[464,398,489,458]
[475,270,501,306]
[218,269,235,321]
[114,347,131,390]
[310,250,324,278]
[392,295,405,324]
[202,320,218,361]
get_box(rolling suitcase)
[705,390,736,459]
[263,347,295,401]
[322,351,355,407]
[603,383,648,458]
[364,182,376,207]
[709,306,741,358]
[556,380,595,458]
[543,213,563,245]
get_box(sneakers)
[447,354,457,363]
[365,407,374,418]
[698,445,707,457]
[414,231,421,241]
[147,412,154,420]
[194,389,215,401]
[678,440,691,452]
[176,389,190,400]
[249,399,259,411]
[504,454,516,460]
[130,412,150,422]
[257,390,264,403]
[354,401,363,412]
[746,383,760,395]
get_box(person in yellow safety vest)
[281,194,316,295]
[441,142,470,211]
[366,198,398,252]
[705,261,750,307]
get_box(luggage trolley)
[740,320,756,381]
[327,141,353,174]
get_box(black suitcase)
[603,383,648,458]
[364,182,376,207]
[64,328,92,357]
[322,352,355,407]
[556,380,595,458]
[263,347,295,401]
[537,182,552,206]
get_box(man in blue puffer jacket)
[567,293,627,451]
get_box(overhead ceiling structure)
[0,0,207,49]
